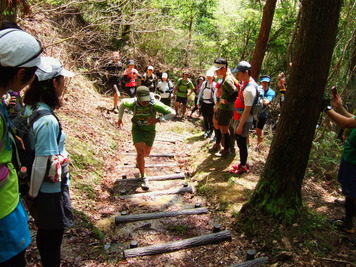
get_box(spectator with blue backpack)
[0,26,46,267]
[229,61,257,175]
[255,75,276,150]
[22,56,74,267]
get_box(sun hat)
[162,73,168,78]
[0,28,48,70]
[147,66,154,71]
[260,76,271,83]
[211,57,228,71]
[36,57,74,81]
[231,61,251,73]
[136,86,151,102]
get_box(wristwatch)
[325,105,333,112]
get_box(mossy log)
[121,186,193,199]
[123,230,232,258]
[120,163,178,168]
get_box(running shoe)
[231,163,250,170]
[215,149,231,157]
[330,218,355,234]
[229,164,249,174]
[141,177,150,191]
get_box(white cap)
[36,57,74,81]
[206,69,214,77]
[0,29,47,70]
[162,72,168,78]
[147,65,154,71]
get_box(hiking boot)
[330,218,355,234]
[229,164,249,174]
[209,143,220,152]
[215,149,231,157]
[207,131,213,138]
[141,177,150,191]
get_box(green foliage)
[308,131,343,181]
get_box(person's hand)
[235,124,243,135]
[220,99,228,105]
[117,119,123,128]
[147,117,159,125]
[197,104,201,109]
[331,93,342,109]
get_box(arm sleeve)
[28,156,49,198]
[155,102,176,121]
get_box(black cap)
[211,57,228,70]
[231,61,251,73]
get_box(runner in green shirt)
[173,71,194,118]
[118,86,175,190]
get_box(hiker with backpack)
[104,51,123,111]
[0,27,45,267]
[123,59,141,97]
[141,65,157,93]
[117,86,175,190]
[255,75,276,150]
[173,71,194,118]
[229,61,257,174]
[21,57,74,267]
[197,70,216,138]
[209,57,238,157]
[156,72,174,106]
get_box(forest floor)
[23,83,355,266]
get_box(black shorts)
[256,117,267,130]
[176,96,188,105]
[216,109,233,126]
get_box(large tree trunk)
[250,0,277,80]
[242,0,342,223]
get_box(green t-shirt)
[176,78,194,98]
[218,74,237,111]
[120,98,174,131]
[342,116,356,165]
[0,111,19,219]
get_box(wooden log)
[116,173,185,183]
[120,163,178,168]
[154,138,177,143]
[115,207,208,224]
[123,230,232,258]
[122,153,175,158]
[121,186,193,199]
[228,257,269,267]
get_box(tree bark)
[243,0,342,222]
[250,0,277,80]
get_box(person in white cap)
[197,69,217,138]
[141,65,157,93]
[156,72,174,106]
[22,57,74,267]
[0,27,45,266]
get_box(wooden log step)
[123,230,232,258]
[115,207,208,224]
[228,257,269,267]
[121,186,194,199]
[117,173,186,182]
[122,153,175,158]
[154,138,177,143]
[120,163,178,168]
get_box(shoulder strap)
[0,108,7,151]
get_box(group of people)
[1,24,355,266]
[1,25,74,266]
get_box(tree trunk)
[242,0,342,223]
[250,0,277,80]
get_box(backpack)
[241,82,264,122]
[10,107,61,195]
[201,81,214,103]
